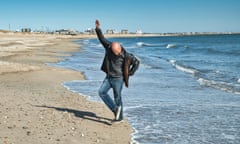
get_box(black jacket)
[95,27,139,87]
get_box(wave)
[166,44,189,49]
[140,63,154,69]
[136,42,144,47]
[169,60,199,75]
[82,39,90,44]
[197,78,240,95]
[168,60,240,95]
[136,42,163,47]
[79,39,102,48]
[88,43,102,48]
[183,47,240,56]
[206,48,240,56]
[166,44,177,48]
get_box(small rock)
[22,126,28,129]
[27,131,31,136]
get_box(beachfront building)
[121,29,128,34]
[21,28,31,33]
[136,30,143,34]
[84,28,95,34]
[106,29,114,34]
[55,29,78,35]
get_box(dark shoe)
[112,119,124,124]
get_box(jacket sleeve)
[95,27,111,49]
[129,54,140,76]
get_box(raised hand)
[95,20,100,28]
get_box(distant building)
[121,29,128,34]
[21,28,31,33]
[85,28,95,34]
[55,29,77,35]
[136,30,143,34]
[106,29,114,34]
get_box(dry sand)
[0,33,133,144]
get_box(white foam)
[125,46,138,49]
[175,65,196,74]
[140,63,153,69]
[169,60,198,75]
[222,133,236,140]
[130,140,139,144]
[169,59,176,64]
[197,78,240,95]
[82,39,89,44]
[166,44,177,48]
[136,42,162,47]
[130,127,140,144]
[238,79,240,83]
[88,43,102,48]
[125,105,144,110]
[136,42,144,47]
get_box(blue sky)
[0,0,239,33]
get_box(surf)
[136,42,163,47]
[169,60,199,75]
[197,78,240,95]
[166,44,177,48]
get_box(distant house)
[106,29,114,34]
[136,30,143,34]
[85,28,95,34]
[55,29,77,35]
[121,29,128,34]
[21,28,31,33]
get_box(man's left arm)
[95,20,111,49]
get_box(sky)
[0,0,239,33]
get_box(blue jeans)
[98,77,124,120]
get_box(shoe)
[112,119,124,124]
[115,106,121,121]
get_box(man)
[95,20,139,122]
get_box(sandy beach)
[0,32,133,144]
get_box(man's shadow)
[35,105,112,126]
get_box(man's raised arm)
[95,20,111,49]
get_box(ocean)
[50,34,240,144]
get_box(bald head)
[111,42,122,55]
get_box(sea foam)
[197,78,240,95]
[166,44,177,48]
[169,60,198,75]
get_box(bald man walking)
[95,20,139,122]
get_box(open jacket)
[95,27,140,87]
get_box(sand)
[0,32,133,144]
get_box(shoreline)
[2,30,240,40]
[0,34,133,144]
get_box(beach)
[0,32,133,144]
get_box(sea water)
[50,34,240,144]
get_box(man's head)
[111,42,122,55]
